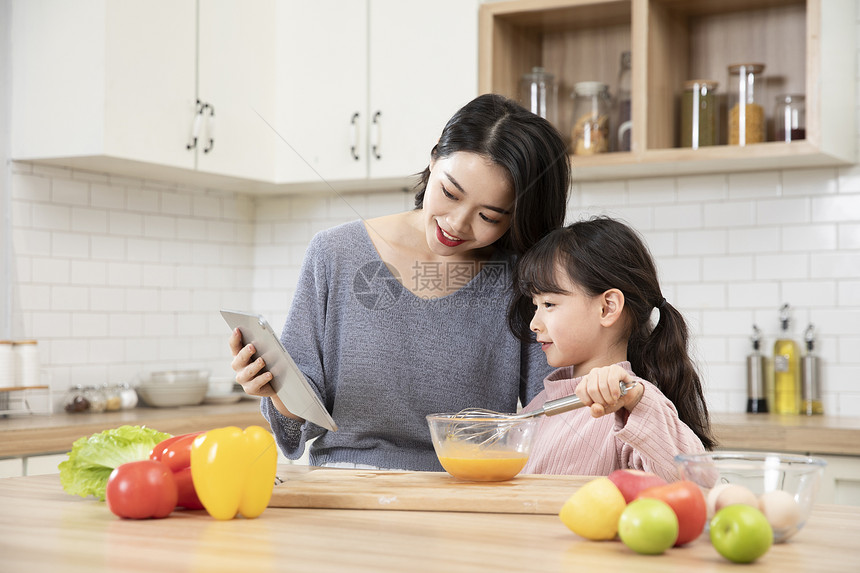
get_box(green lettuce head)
[58,425,172,501]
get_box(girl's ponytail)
[629,301,716,450]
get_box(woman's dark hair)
[508,216,716,450]
[414,93,570,255]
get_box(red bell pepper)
[150,431,205,510]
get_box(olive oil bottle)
[773,304,800,414]
[801,324,824,415]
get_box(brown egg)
[759,490,802,531]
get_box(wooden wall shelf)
[479,0,856,181]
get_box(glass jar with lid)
[103,384,122,411]
[119,382,139,410]
[727,63,766,146]
[63,385,91,413]
[83,385,107,413]
[774,94,805,142]
[680,80,720,149]
[520,67,558,128]
[570,81,610,155]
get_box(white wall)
[4,3,860,417]
[11,158,858,415]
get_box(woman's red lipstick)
[436,222,464,247]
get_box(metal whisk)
[447,380,638,446]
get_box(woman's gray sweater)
[261,220,551,471]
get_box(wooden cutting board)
[268,467,593,514]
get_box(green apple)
[710,504,774,563]
[618,498,679,555]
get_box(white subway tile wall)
[5,4,860,417]
[9,158,860,416]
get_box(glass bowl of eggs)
[675,451,827,543]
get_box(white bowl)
[137,383,208,408]
[136,369,210,407]
[139,369,210,387]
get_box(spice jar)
[103,384,122,411]
[774,94,805,142]
[119,383,139,410]
[727,63,766,145]
[680,80,719,149]
[570,81,610,155]
[520,67,558,128]
[83,386,107,413]
[63,385,90,413]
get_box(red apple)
[636,480,707,546]
[608,469,668,504]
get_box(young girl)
[508,216,715,481]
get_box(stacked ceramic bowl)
[136,369,210,408]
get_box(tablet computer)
[221,309,338,432]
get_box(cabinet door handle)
[350,112,360,161]
[203,103,215,154]
[186,99,205,150]
[371,111,382,160]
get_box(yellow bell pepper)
[190,425,278,520]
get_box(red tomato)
[636,480,707,546]
[150,432,203,473]
[106,460,178,519]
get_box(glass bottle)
[774,94,805,142]
[680,80,719,149]
[800,324,823,415]
[727,63,766,146]
[773,304,800,415]
[746,325,768,413]
[519,67,558,128]
[615,51,632,151]
[570,81,610,156]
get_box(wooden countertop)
[711,412,860,456]
[0,470,857,573]
[2,403,859,459]
[0,400,265,457]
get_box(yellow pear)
[559,477,627,540]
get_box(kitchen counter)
[0,469,858,573]
[0,400,265,457]
[2,404,859,459]
[711,412,860,456]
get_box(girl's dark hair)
[414,93,570,255]
[508,216,716,450]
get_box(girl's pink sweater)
[521,362,705,482]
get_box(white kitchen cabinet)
[274,0,479,190]
[10,0,276,185]
[196,0,277,181]
[815,455,860,507]
[11,0,197,172]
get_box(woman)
[230,94,570,470]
